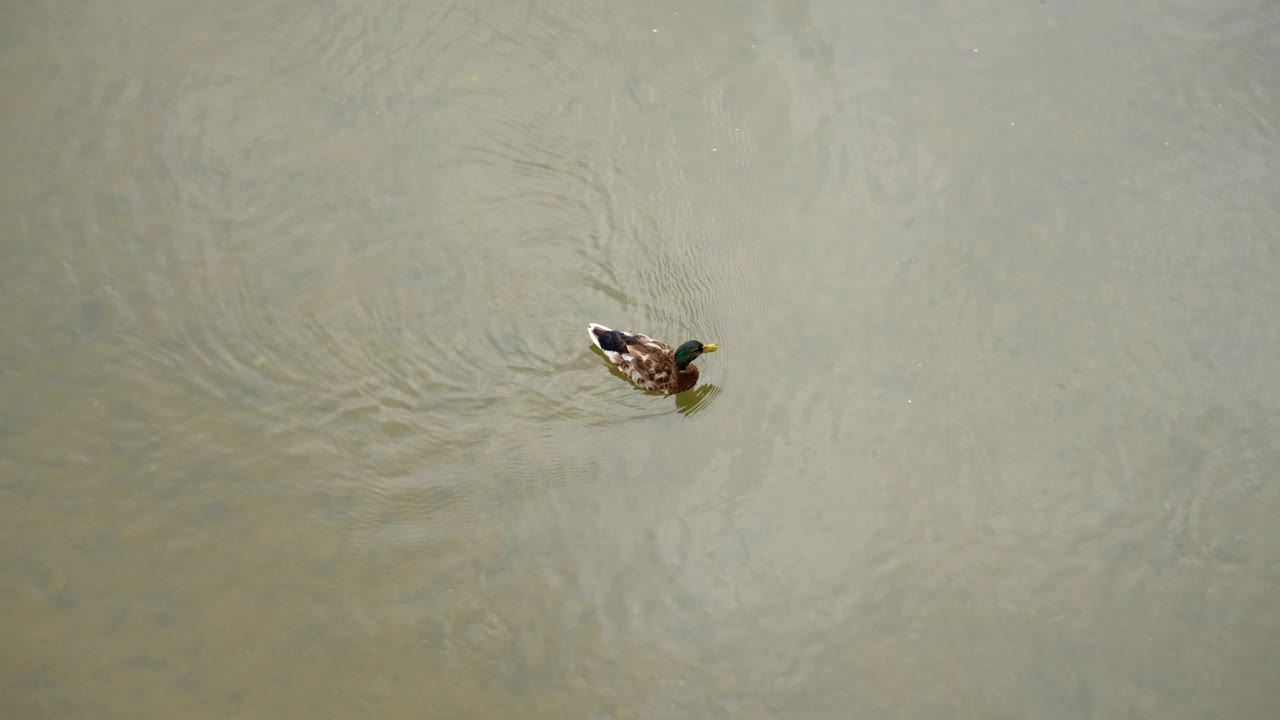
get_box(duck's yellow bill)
[702,343,718,352]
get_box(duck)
[587,323,717,395]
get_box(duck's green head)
[674,340,717,370]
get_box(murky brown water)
[3,0,1279,717]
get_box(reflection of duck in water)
[587,323,717,395]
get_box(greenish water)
[2,1,1278,717]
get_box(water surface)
[2,0,1278,717]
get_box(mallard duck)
[587,323,717,395]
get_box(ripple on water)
[113,0,804,603]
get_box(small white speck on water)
[907,399,913,404]
[973,48,979,53]
[712,147,717,152]
[1010,121,1016,126]
[652,28,658,32]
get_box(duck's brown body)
[587,323,715,395]
[670,365,700,395]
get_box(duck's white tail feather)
[587,323,612,350]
